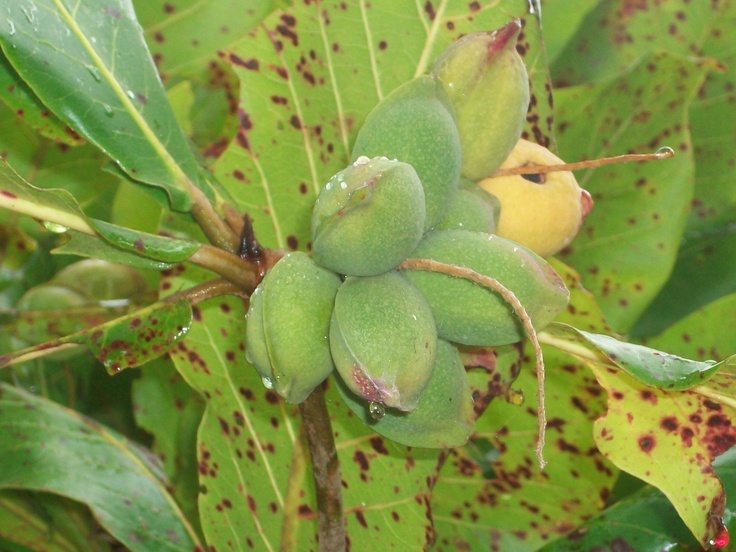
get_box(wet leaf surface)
[0,383,200,551]
[0,0,212,211]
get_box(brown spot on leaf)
[638,435,655,454]
[661,417,679,432]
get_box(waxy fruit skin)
[245,252,342,404]
[432,20,530,181]
[402,229,569,346]
[350,75,462,230]
[330,271,438,412]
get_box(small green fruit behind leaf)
[330,271,438,412]
[51,259,147,305]
[311,156,426,276]
[245,252,342,404]
[401,230,568,346]
[334,339,475,448]
[350,75,462,230]
[435,178,501,233]
[431,20,530,180]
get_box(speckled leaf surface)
[164,264,444,550]
[0,383,201,551]
[545,0,736,337]
[0,297,192,373]
[554,51,710,332]
[431,261,618,550]
[0,52,83,146]
[213,0,552,251]
[134,0,279,81]
[589,362,736,548]
[0,0,212,212]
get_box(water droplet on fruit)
[655,146,674,157]
[43,222,68,234]
[506,388,525,406]
[368,401,385,420]
[261,376,274,390]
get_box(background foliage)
[0,0,735,550]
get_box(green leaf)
[0,490,111,552]
[541,323,731,391]
[539,486,701,551]
[0,298,192,374]
[554,51,711,332]
[432,260,617,550]
[0,0,211,212]
[0,383,202,551]
[0,51,83,146]
[164,264,442,551]
[135,0,279,81]
[0,158,200,267]
[213,0,552,250]
[588,364,736,548]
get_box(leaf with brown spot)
[214,0,552,251]
[590,363,736,548]
[554,52,712,332]
[432,260,617,550]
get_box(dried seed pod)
[350,75,462,229]
[311,156,426,276]
[245,252,342,404]
[478,139,594,257]
[335,339,475,448]
[431,20,530,180]
[435,178,501,233]
[401,230,569,346]
[330,271,437,412]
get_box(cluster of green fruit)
[245,20,589,448]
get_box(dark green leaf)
[542,323,731,391]
[0,383,201,551]
[0,0,211,212]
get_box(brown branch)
[188,245,260,293]
[187,183,240,252]
[399,258,548,469]
[163,278,248,306]
[489,147,675,178]
[299,383,346,551]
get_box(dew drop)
[261,376,274,390]
[655,146,675,157]
[7,19,15,35]
[126,90,135,100]
[368,401,385,421]
[43,222,68,234]
[506,388,525,406]
[102,104,113,117]
[354,155,370,166]
[86,65,101,82]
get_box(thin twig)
[163,278,248,306]
[299,383,346,551]
[489,147,675,178]
[399,258,548,469]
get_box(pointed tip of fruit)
[580,188,594,220]
[488,19,522,58]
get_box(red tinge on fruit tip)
[709,528,729,549]
[487,19,521,58]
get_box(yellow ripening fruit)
[478,139,594,257]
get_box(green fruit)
[435,178,501,233]
[330,271,437,412]
[51,259,147,305]
[245,252,342,404]
[431,20,530,180]
[401,230,568,346]
[350,75,462,230]
[311,156,426,276]
[335,339,475,448]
